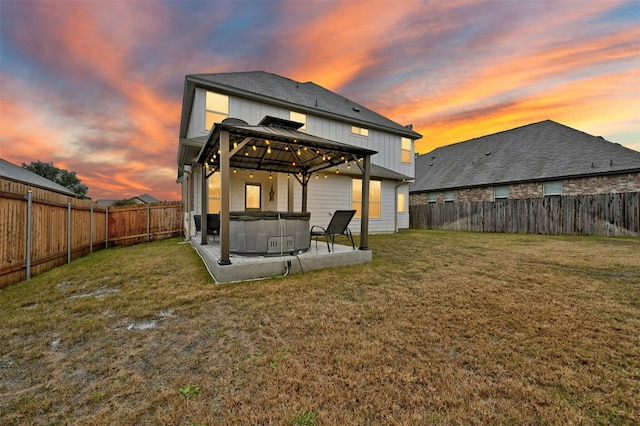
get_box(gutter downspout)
[178,165,192,240]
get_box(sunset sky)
[1,0,639,201]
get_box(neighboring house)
[177,71,422,235]
[0,158,78,197]
[410,120,640,205]
[96,194,160,206]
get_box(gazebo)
[195,116,377,270]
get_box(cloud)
[1,0,638,199]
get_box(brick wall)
[563,173,640,195]
[456,187,494,203]
[410,172,640,206]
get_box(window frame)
[205,91,229,132]
[494,185,509,201]
[427,192,437,203]
[208,172,221,213]
[397,192,406,213]
[350,125,369,137]
[401,137,412,164]
[245,183,262,211]
[289,111,307,132]
[543,181,563,196]
[444,190,455,203]
[352,178,381,219]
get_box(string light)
[233,169,237,174]
[252,145,257,151]
[297,147,301,155]
[267,146,272,154]
[269,173,272,180]
[315,173,319,179]
[250,170,253,178]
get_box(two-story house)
[176,71,423,247]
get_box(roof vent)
[352,107,360,112]
[485,151,491,156]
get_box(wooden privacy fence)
[410,192,639,237]
[1,178,183,287]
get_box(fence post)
[90,203,94,254]
[146,204,150,242]
[25,190,32,280]
[67,202,71,263]
[105,206,109,248]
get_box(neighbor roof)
[179,71,422,141]
[410,120,640,193]
[0,158,78,197]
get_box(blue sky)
[1,0,638,200]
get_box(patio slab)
[190,235,372,283]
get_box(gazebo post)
[301,173,309,212]
[218,130,232,265]
[200,163,208,245]
[359,155,371,251]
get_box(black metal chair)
[194,214,220,241]
[310,210,356,253]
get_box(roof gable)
[180,71,421,140]
[0,158,78,197]
[410,120,640,192]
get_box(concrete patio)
[190,234,372,283]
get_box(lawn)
[1,230,639,425]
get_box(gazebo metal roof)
[196,116,377,175]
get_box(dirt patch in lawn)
[1,232,639,425]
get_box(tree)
[22,161,89,198]
[111,198,137,206]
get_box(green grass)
[1,231,639,425]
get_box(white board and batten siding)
[187,87,414,233]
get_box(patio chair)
[194,214,220,241]
[310,209,356,253]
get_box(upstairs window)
[205,91,229,131]
[351,125,369,137]
[494,185,509,200]
[290,111,307,132]
[401,137,412,163]
[352,179,381,218]
[543,181,562,196]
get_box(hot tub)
[229,211,310,255]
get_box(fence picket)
[1,178,183,287]
[410,192,639,237]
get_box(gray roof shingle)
[0,158,78,196]
[180,71,421,140]
[410,120,640,193]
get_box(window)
[427,192,437,203]
[205,91,229,131]
[351,125,369,137]
[208,172,220,213]
[245,183,261,210]
[401,137,412,163]
[543,181,562,196]
[352,179,381,218]
[397,192,406,213]
[444,191,455,202]
[494,185,509,200]
[290,111,306,132]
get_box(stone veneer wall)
[410,172,640,206]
